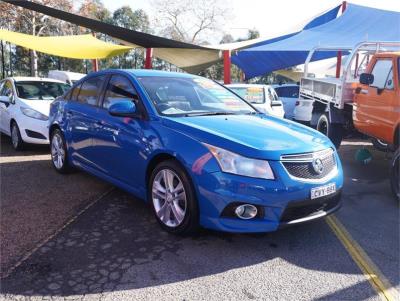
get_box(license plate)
[311,183,336,199]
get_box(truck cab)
[353,52,400,147]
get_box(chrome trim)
[280,148,337,183]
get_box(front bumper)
[18,115,49,144]
[194,154,344,233]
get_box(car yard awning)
[232,3,400,79]
[0,29,134,59]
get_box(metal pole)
[223,50,231,84]
[92,32,98,72]
[145,48,153,69]
[335,1,347,78]
[1,40,5,79]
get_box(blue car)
[49,70,343,234]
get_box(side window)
[371,59,393,89]
[77,76,106,106]
[70,84,81,101]
[103,75,138,109]
[385,69,394,90]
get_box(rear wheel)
[50,129,72,173]
[149,159,199,235]
[10,121,24,151]
[316,113,343,149]
[390,148,400,202]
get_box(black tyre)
[10,121,24,151]
[149,159,199,235]
[316,113,343,149]
[50,128,72,174]
[390,148,400,202]
[371,138,389,152]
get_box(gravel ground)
[0,137,398,301]
[0,135,111,277]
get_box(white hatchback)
[0,77,70,150]
[226,84,285,118]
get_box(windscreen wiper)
[184,111,237,117]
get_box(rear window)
[274,86,299,98]
[229,87,265,104]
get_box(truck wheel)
[316,113,343,149]
[390,148,400,202]
[371,138,389,152]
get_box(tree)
[153,0,231,44]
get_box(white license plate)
[311,183,336,199]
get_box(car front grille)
[281,148,336,180]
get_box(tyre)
[149,159,199,235]
[390,148,400,202]
[50,128,72,174]
[371,138,389,152]
[10,121,24,151]
[316,113,343,149]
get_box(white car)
[272,84,299,120]
[226,84,285,118]
[0,77,70,150]
[48,70,85,85]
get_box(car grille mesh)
[281,149,336,180]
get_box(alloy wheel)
[11,124,19,149]
[152,169,187,227]
[51,133,65,170]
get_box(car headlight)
[203,143,274,180]
[20,107,48,121]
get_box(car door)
[91,74,146,192]
[0,80,14,135]
[354,57,396,143]
[65,75,107,168]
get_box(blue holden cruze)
[49,69,343,234]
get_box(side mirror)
[0,95,12,105]
[108,100,138,117]
[359,73,374,85]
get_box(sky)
[100,0,400,42]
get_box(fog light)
[235,204,258,219]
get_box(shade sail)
[232,4,400,79]
[0,29,134,59]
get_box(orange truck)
[298,43,400,201]
[353,52,399,200]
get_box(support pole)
[335,1,347,78]
[91,32,98,72]
[223,50,231,84]
[145,48,153,69]
[1,40,5,79]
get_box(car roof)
[272,84,299,88]
[105,69,199,79]
[5,77,66,84]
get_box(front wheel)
[390,148,400,202]
[50,129,72,173]
[149,160,199,235]
[10,121,24,151]
[316,113,343,149]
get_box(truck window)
[370,59,393,89]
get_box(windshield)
[229,86,265,104]
[138,76,256,116]
[15,81,70,100]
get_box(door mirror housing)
[108,100,138,117]
[359,73,374,85]
[0,95,12,105]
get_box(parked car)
[49,70,343,234]
[273,84,299,120]
[226,84,285,118]
[48,70,85,85]
[0,77,70,150]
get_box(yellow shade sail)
[0,29,134,59]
